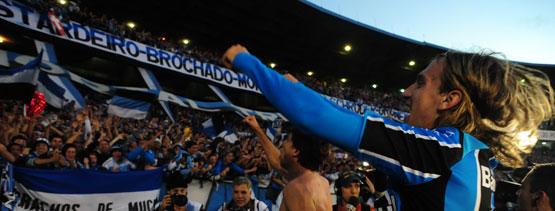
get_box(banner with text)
[0,0,260,93]
[12,167,162,211]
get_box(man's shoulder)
[283,181,306,198]
[288,172,329,189]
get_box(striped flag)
[0,51,42,102]
[11,167,162,211]
[265,127,277,141]
[217,130,239,144]
[201,118,217,138]
[36,72,85,109]
[107,96,151,119]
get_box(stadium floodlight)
[371,84,378,89]
[182,39,190,45]
[409,60,416,66]
[126,22,136,29]
[340,78,348,83]
[269,63,276,68]
[400,89,405,93]
[57,0,67,5]
[343,44,352,52]
[307,71,314,76]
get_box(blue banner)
[12,167,162,211]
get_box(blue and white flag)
[0,51,43,102]
[265,127,277,141]
[12,167,162,211]
[108,96,151,120]
[217,130,239,144]
[37,72,85,109]
[201,118,217,138]
[0,51,42,84]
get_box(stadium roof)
[79,1,555,90]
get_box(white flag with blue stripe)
[217,130,239,144]
[265,127,277,141]
[37,72,85,109]
[202,118,217,138]
[108,96,151,120]
[0,51,42,85]
[12,167,162,211]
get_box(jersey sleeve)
[233,52,365,152]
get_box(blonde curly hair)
[435,51,555,167]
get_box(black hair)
[62,143,77,156]
[184,141,196,150]
[165,171,189,190]
[289,128,330,171]
[50,134,64,142]
[10,134,28,144]
[528,163,555,209]
[7,143,22,150]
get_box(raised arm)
[224,45,365,153]
[243,116,287,176]
[224,45,468,186]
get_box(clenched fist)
[222,44,249,69]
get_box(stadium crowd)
[0,92,377,209]
[1,1,555,210]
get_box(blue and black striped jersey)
[359,112,496,210]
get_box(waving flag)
[265,127,277,141]
[0,51,43,102]
[11,167,162,211]
[217,130,239,144]
[37,72,85,109]
[201,118,217,138]
[108,96,151,119]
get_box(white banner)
[15,184,159,211]
[0,0,260,93]
[11,167,163,211]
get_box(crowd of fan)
[1,97,368,187]
[9,0,555,174]
[5,0,552,183]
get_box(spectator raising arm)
[243,116,286,176]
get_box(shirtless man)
[243,116,332,211]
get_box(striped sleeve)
[359,111,463,185]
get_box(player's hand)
[222,44,249,69]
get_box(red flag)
[26,91,46,117]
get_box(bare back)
[280,171,332,211]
